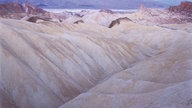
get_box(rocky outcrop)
[0,2,50,20]
[169,1,192,17]
[129,4,192,25]
[21,3,46,15]
[0,2,66,23]
[26,16,52,23]
[108,17,132,28]
[0,2,46,15]
[0,2,24,14]
[74,20,84,24]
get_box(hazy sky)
[0,0,192,9]
[154,0,192,4]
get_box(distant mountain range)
[0,0,192,9]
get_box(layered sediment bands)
[59,23,192,108]
[0,18,192,108]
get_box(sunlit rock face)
[0,2,192,108]
[169,1,192,17]
[0,2,47,18]
[0,2,67,21]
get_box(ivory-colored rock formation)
[0,2,192,108]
